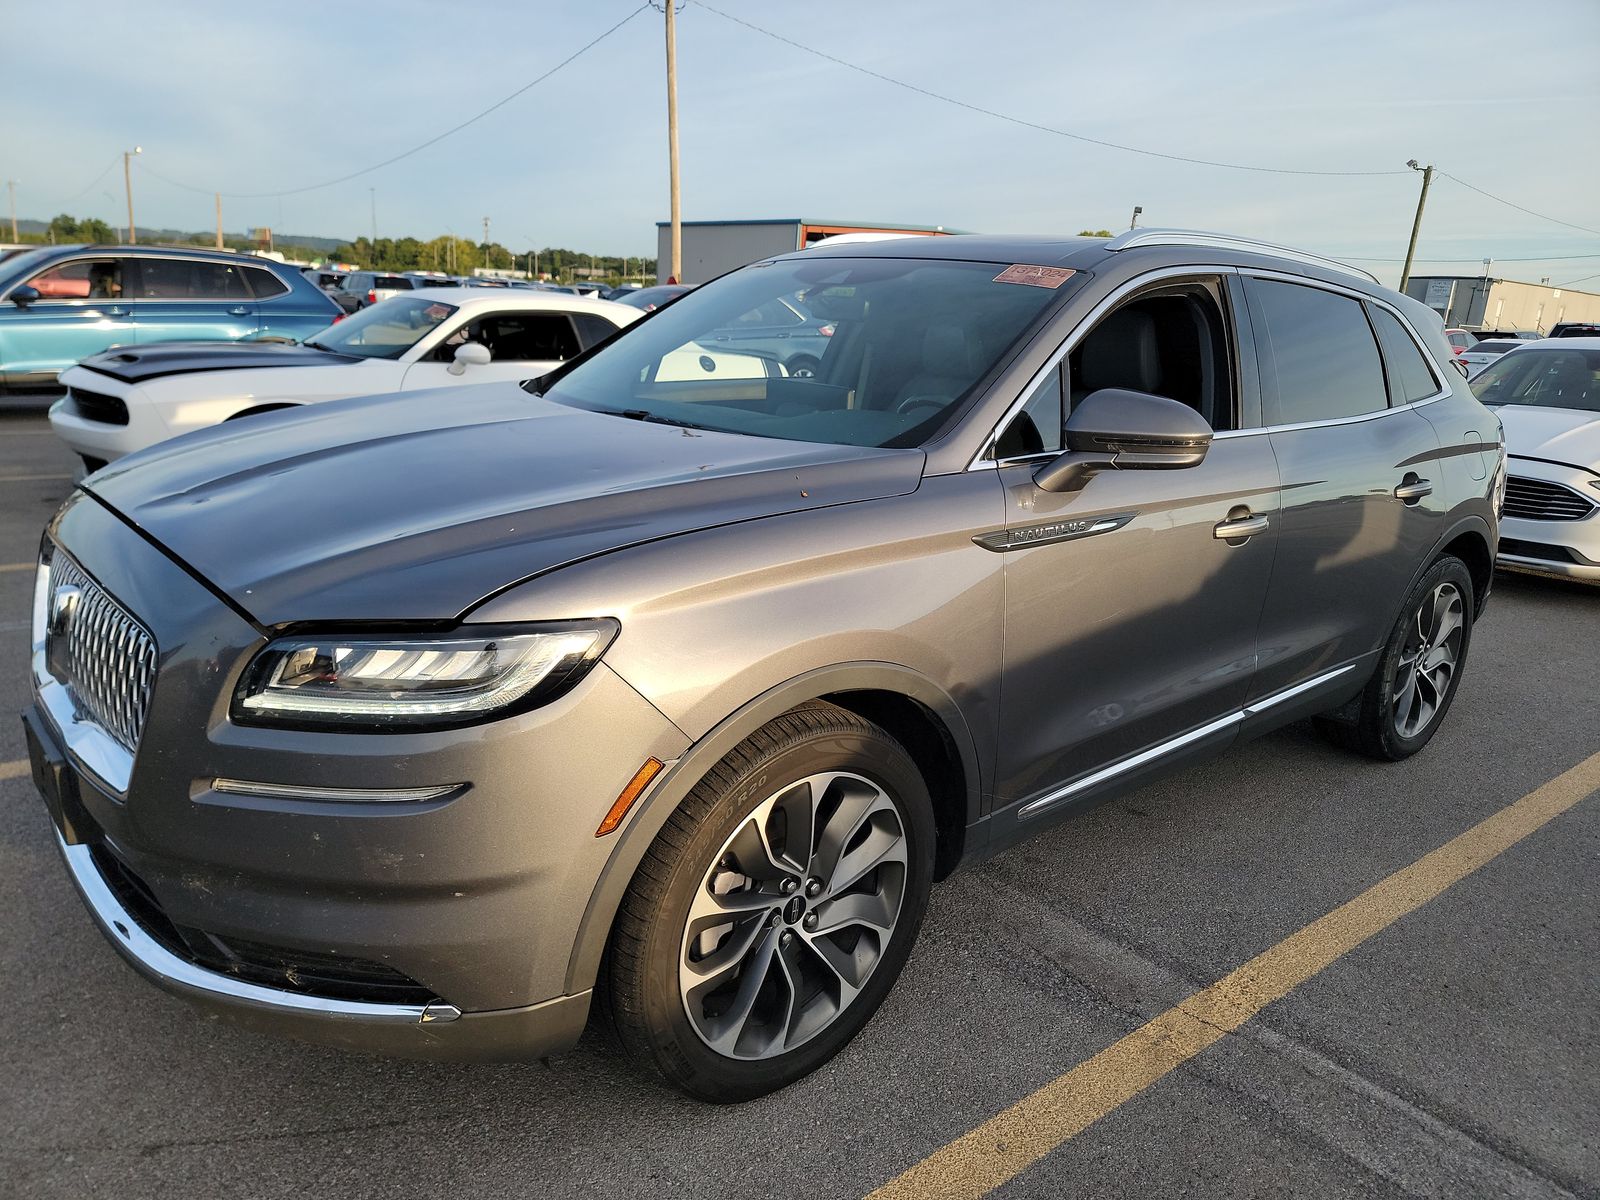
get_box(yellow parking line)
[0,562,35,573]
[0,759,29,783]
[867,750,1600,1200]
[0,474,71,482]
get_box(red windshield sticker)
[994,264,1075,288]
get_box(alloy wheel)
[678,771,908,1060]
[1392,581,1464,738]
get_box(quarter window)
[572,312,620,350]
[1249,279,1386,425]
[996,367,1064,458]
[244,266,290,299]
[132,258,251,300]
[1370,306,1440,405]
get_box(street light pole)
[1129,205,1142,230]
[1398,160,1433,294]
[664,0,681,283]
[123,147,141,243]
[483,216,491,272]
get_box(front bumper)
[27,492,690,1059]
[1497,459,1600,583]
[48,381,168,466]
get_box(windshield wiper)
[303,340,331,352]
[588,406,714,432]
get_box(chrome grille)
[1502,476,1597,522]
[49,555,158,752]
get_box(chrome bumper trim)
[210,778,463,804]
[55,832,461,1025]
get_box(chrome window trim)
[969,265,1240,471]
[55,832,461,1025]
[1017,663,1359,820]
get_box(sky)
[6,0,1599,289]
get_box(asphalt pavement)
[1,411,1595,1199]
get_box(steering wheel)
[895,395,947,416]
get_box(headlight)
[233,621,617,729]
[1589,478,1600,494]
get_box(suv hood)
[76,340,355,384]
[84,384,923,625]
[1496,404,1600,467]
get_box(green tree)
[1076,229,1115,238]
[79,217,115,243]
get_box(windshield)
[305,295,457,359]
[0,246,75,291]
[541,257,1073,447]
[1470,348,1600,413]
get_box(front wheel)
[603,702,935,1102]
[1316,555,1475,760]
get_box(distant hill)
[13,217,347,252]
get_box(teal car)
[0,244,342,393]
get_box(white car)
[50,290,643,469]
[1459,338,1521,378]
[1468,337,1600,582]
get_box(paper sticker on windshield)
[994,265,1075,289]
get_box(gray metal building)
[656,218,952,285]
[1402,274,1600,333]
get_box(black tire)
[1316,555,1475,761]
[603,701,935,1102]
[784,355,820,379]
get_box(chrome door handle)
[228,306,251,316]
[105,307,130,317]
[1214,513,1270,540]
[1394,478,1433,504]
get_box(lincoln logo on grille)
[46,584,80,680]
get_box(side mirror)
[1033,388,1213,493]
[447,341,492,375]
[10,285,40,307]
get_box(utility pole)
[6,180,16,242]
[369,187,377,266]
[1398,160,1433,294]
[483,215,491,271]
[214,192,223,249]
[123,146,141,243]
[664,0,681,283]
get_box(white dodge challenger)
[49,289,644,471]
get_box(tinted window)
[244,266,289,299]
[374,275,412,290]
[996,366,1063,458]
[1371,307,1439,404]
[1448,331,1474,348]
[572,312,620,349]
[133,258,250,300]
[310,296,458,359]
[1250,279,1385,424]
[437,313,581,362]
[23,258,124,300]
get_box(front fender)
[561,660,984,995]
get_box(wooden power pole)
[215,192,224,249]
[6,180,16,242]
[1399,161,1434,294]
[665,0,681,283]
[123,149,139,244]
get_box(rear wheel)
[604,702,935,1102]
[1316,555,1474,760]
[785,355,820,379]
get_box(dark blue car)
[0,244,342,393]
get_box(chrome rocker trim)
[1018,663,1360,820]
[55,831,462,1025]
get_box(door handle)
[1214,511,1270,541]
[228,306,251,316]
[104,307,130,317]
[1394,477,1433,504]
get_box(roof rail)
[1104,228,1380,285]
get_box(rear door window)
[132,258,251,300]
[1247,278,1386,425]
[572,312,620,349]
[436,312,582,362]
[1370,306,1441,404]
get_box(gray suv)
[24,230,1503,1101]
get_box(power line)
[693,2,1406,177]
[1555,271,1600,288]
[1344,252,1600,263]
[61,154,122,203]
[137,5,649,200]
[1437,172,1600,240]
